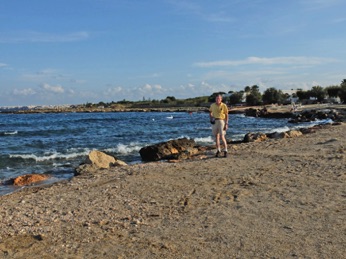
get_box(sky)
[1,0,345,106]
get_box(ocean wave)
[9,149,90,162]
[1,130,18,136]
[105,142,142,155]
[194,136,214,144]
[233,113,246,118]
[268,126,291,133]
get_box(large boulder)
[75,150,127,176]
[139,138,197,161]
[86,150,116,169]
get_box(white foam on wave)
[106,142,142,155]
[194,136,214,144]
[10,148,91,162]
[234,113,246,118]
[314,118,333,125]
[291,118,333,130]
[4,130,18,135]
[268,126,290,133]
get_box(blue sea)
[0,111,329,195]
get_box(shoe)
[215,151,221,157]
[224,151,228,158]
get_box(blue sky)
[1,0,345,106]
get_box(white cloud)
[13,88,36,96]
[0,31,90,43]
[41,83,65,93]
[138,84,163,93]
[176,81,227,98]
[0,63,8,68]
[103,86,123,96]
[194,56,338,67]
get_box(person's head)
[215,94,222,104]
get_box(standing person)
[209,94,229,157]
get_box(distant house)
[285,96,299,104]
[324,97,341,104]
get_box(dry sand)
[0,123,345,258]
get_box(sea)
[0,111,331,195]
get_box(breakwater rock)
[139,138,200,162]
[244,107,345,122]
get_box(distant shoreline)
[1,103,345,114]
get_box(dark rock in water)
[139,138,197,161]
[245,108,260,117]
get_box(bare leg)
[215,134,221,151]
[221,134,227,151]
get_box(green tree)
[245,85,262,106]
[262,87,286,104]
[166,96,176,102]
[161,96,176,104]
[208,92,226,102]
[228,91,244,105]
[339,79,346,103]
[85,102,93,108]
[309,86,326,102]
[296,90,310,101]
[325,85,341,98]
[97,101,107,107]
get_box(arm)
[224,104,229,129]
[209,104,214,119]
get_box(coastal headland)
[2,103,346,117]
[0,104,345,257]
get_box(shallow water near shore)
[0,111,329,195]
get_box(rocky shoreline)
[0,120,345,258]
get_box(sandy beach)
[0,122,345,258]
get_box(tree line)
[209,79,346,106]
[85,79,346,108]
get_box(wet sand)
[0,123,345,258]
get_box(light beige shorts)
[212,119,226,136]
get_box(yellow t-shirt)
[210,103,228,119]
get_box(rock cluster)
[243,125,335,143]
[245,107,292,118]
[288,109,342,123]
[244,107,344,122]
[139,137,199,161]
